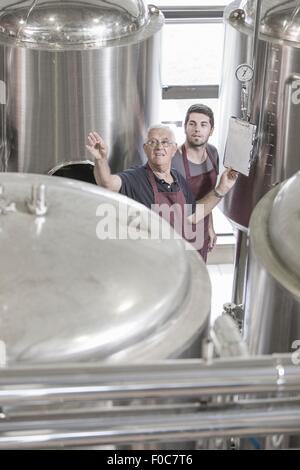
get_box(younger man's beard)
[187,136,207,148]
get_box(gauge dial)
[235,64,254,83]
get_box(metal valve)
[222,302,244,332]
[0,185,16,215]
[148,4,160,16]
[230,9,245,21]
[26,184,48,216]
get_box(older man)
[86,125,237,252]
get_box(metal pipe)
[1,355,296,382]
[5,399,300,424]
[0,79,6,172]
[0,356,299,404]
[231,229,249,305]
[248,0,263,119]
[251,0,263,75]
[2,403,203,422]
[0,404,299,449]
[212,314,248,357]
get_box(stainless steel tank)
[0,173,211,364]
[0,0,163,175]
[219,0,300,230]
[244,171,300,355]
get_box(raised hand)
[86,132,108,161]
[216,168,239,196]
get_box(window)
[162,23,224,86]
[156,1,234,235]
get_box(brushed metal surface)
[0,1,164,175]
[0,173,211,364]
[0,0,150,47]
[219,0,300,230]
[244,173,300,355]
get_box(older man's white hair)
[146,124,176,142]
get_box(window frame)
[161,5,224,102]
[159,4,233,238]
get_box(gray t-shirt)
[171,143,219,178]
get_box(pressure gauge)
[235,64,254,83]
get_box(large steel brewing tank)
[244,171,300,355]
[219,0,300,230]
[0,173,211,364]
[0,0,163,174]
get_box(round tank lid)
[0,173,210,364]
[269,171,300,279]
[262,3,300,43]
[0,0,157,48]
[227,0,300,44]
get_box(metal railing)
[0,354,299,448]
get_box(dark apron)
[146,165,198,250]
[181,144,218,262]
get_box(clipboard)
[224,117,256,176]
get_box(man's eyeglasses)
[145,139,174,148]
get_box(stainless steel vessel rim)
[0,173,211,364]
[225,2,300,46]
[249,182,300,301]
[268,172,300,281]
[0,1,163,50]
[48,160,95,175]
